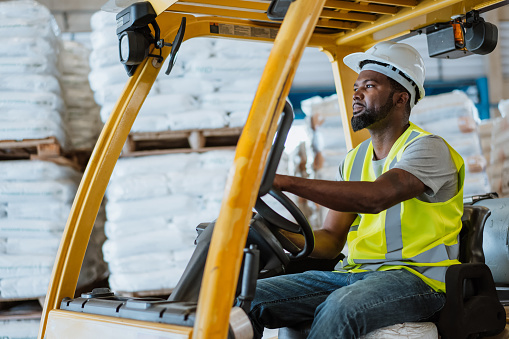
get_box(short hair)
[359,60,413,115]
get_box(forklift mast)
[39,0,506,338]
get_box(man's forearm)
[280,228,346,259]
[274,169,425,214]
[274,175,381,214]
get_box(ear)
[394,91,410,107]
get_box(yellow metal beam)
[192,0,327,338]
[335,0,460,46]
[168,3,270,21]
[323,46,370,149]
[321,8,378,22]
[362,0,418,7]
[166,3,359,33]
[151,0,179,15]
[159,12,277,41]
[175,0,269,11]
[317,18,358,30]
[324,0,399,14]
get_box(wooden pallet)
[122,127,243,157]
[0,137,81,170]
[0,298,43,320]
[66,147,93,171]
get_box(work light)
[115,2,186,76]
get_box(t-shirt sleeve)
[394,135,457,197]
[336,159,345,181]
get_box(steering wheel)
[254,101,315,260]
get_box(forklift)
[39,0,508,338]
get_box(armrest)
[438,263,506,339]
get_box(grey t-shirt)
[338,135,458,203]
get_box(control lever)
[238,244,260,313]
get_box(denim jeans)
[248,269,446,339]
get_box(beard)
[351,93,394,132]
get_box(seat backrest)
[458,205,491,264]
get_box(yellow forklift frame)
[39,0,505,338]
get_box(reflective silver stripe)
[412,242,459,263]
[384,130,422,258]
[358,264,447,283]
[359,263,385,271]
[349,225,359,233]
[412,265,447,283]
[405,131,421,146]
[350,140,371,181]
[385,203,403,260]
[352,242,459,265]
[389,156,398,170]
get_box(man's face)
[351,70,395,132]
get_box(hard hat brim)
[343,51,386,74]
[343,51,425,104]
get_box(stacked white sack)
[0,319,40,339]
[0,160,105,299]
[90,10,276,132]
[59,40,102,150]
[411,91,490,197]
[192,39,271,128]
[0,0,67,148]
[89,11,222,133]
[488,100,509,197]
[104,150,234,292]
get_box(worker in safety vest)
[248,41,464,338]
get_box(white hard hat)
[343,41,425,108]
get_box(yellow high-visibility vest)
[341,122,465,292]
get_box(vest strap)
[351,242,459,265]
[350,139,370,181]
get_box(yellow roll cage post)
[39,0,506,338]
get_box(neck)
[368,121,410,160]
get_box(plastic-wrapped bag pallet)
[88,11,218,132]
[213,39,272,59]
[0,159,81,182]
[0,74,60,94]
[488,101,509,197]
[110,153,198,179]
[102,150,234,292]
[0,318,40,339]
[59,40,103,150]
[0,160,106,299]
[185,57,266,81]
[411,91,490,196]
[0,0,67,148]
[89,10,273,132]
[109,266,186,292]
[168,110,227,131]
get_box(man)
[248,41,465,338]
